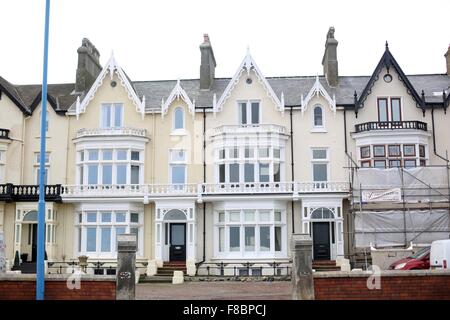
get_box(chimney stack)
[199,34,216,90]
[322,27,339,87]
[445,45,450,76]
[75,38,102,93]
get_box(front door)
[31,224,37,262]
[313,222,331,260]
[169,223,186,261]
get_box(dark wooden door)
[31,224,37,262]
[313,222,331,260]
[169,223,186,261]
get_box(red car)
[388,246,430,270]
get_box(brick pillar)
[291,233,315,300]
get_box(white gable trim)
[213,49,284,114]
[301,76,336,115]
[161,79,195,120]
[74,53,145,119]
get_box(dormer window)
[238,101,260,125]
[101,103,123,128]
[173,107,185,130]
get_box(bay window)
[215,209,286,258]
[358,144,427,168]
[78,148,143,185]
[76,210,143,256]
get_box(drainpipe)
[431,107,449,163]
[290,106,295,233]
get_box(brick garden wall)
[0,274,115,300]
[314,270,450,300]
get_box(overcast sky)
[1,0,449,85]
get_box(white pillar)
[155,222,163,267]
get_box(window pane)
[114,104,123,127]
[102,165,112,184]
[314,106,323,126]
[275,211,282,222]
[101,105,111,128]
[115,212,126,223]
[88,165,98,184]
[101,228,111,252]
[219,227,225,252]
[313,163,327,181]
[403,145,415,157]
[103,149,113,160]
[130,228,139,250]
[245,147,254,158]
[374,160,386,168]
[88,149,99,161]
[229,163,239,183]
[36,168,48,185]
[131,165,140,184]
[229,227,240,251]
[373,145,386,157]
[251,102,259,124]
[130,213,139,223]
[117,150,127,160]
[87,212,97,222]
[273,163,280,182]
[79,151,84,162]
[360,146,370,158]
[229,211,240,222]
[116,164,127,184]
[275,227,282,251]
[273,148,280,159]
[218,211,225,223]
[240,102,247,125]
[115,227,126,246]
[86,227,97,252]
[219,149,225,159]
[259,163,270,182]
[101,212,111,223]
[404,159,416,168]
[219,164,225,183]
[419,145,425,158]
[131,151,140,161]
[391,98,401,121]
[361,161,371,168]
[260,226,270,251]
[171,165,186,184]
[174,108,184,129]
[378,99,388,121]
[245,227,255,251]
[244,210,255,222]
[389,160,401,167]
[259,148,269,158]
[259,210,270,222]
[77,228,82,252]
[388,145,401,157]
[312,149,327,159]
[244,163,254,182]
[229,148,238,158]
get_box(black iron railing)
[0,128,10,139]
[0,183,61,202]
[195,261,292,278]
[355,121,427,133]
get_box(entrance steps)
[312,260,340,272]
[140,262,187,283]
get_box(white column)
[155,222,163,267]
[187,222,195,260]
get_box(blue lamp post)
[37,0,51,300]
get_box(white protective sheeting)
[355,209,450,247]
[354,167,449,203]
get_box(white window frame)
[34,152,50,184]
[100,103,124,128]
[172,107,185,131]
[237,100,261,125]
[311,104,327,133]
[169,149,187,185]
[214,209,287,259]
[376,96,403,122]
[311,148,330,182]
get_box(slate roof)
[2,73,450,115]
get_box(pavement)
[136,281,291,300]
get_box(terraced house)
[1,28,449,276]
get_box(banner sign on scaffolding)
[361,188,402,202]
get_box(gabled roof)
[0,76,29,114]
[161,79,195,119]
[72,53,145,118]
[355,43,425,115]
[213,49,284,113]
[301,76,336,114]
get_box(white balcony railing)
[61,181,349,199]
[211,124,286,136]
[76,127,147,138]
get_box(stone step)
[312,260,336,266]
[157,270,186,276]
[140,276,176,283]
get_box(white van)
[430,239,450,269]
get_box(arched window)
[310,207,334,219]
[164,209,187,221]
[173,107,184,130]
[313,105,323,127]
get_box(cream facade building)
[1,30,450,275]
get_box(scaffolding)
[347,164,450,268]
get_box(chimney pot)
[199,34,216,90]
[322,27,339,87]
